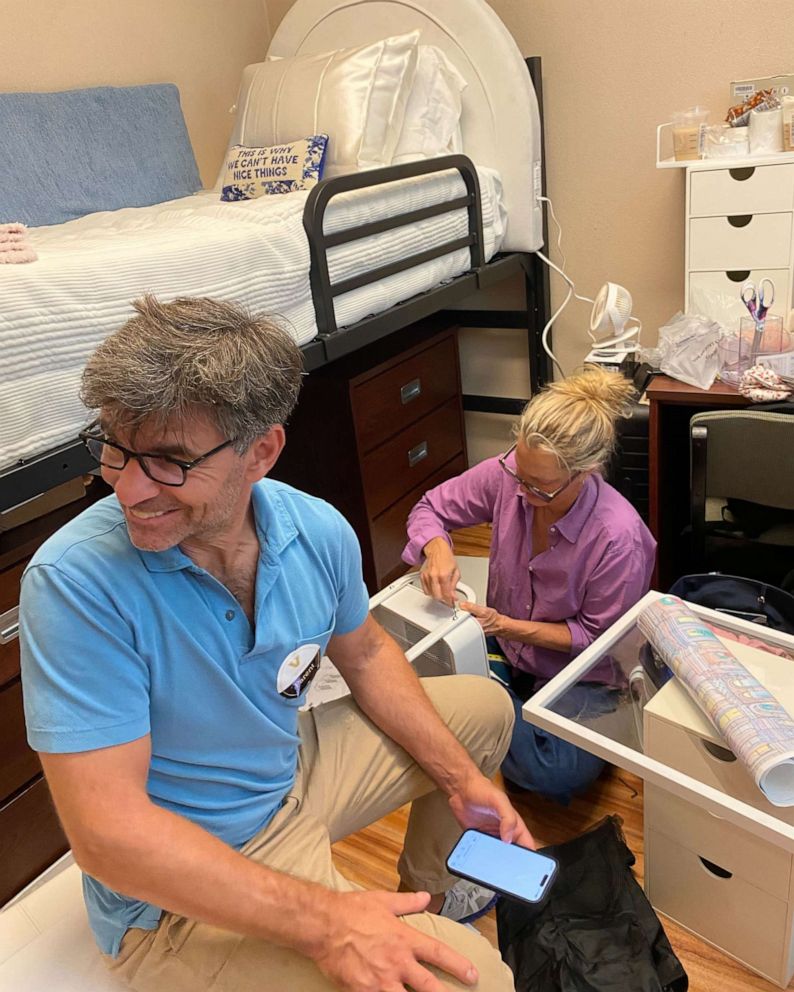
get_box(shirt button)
[225,609,235,621]
[550,526,557,533]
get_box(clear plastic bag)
[654,312,721,390]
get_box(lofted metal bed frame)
[0,57,551,515]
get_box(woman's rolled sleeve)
[564,541,653,657]
[402,459,501,565]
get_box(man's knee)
[421,676,515,775]
[407,912,515,991]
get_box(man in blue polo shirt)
[19,295,529,992]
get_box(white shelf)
[656,121,794,170]
[658,151,794,171]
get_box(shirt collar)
[135,479,298,573]
[552,474,599,544]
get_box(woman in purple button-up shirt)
[403,368,656,803]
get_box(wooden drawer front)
[689,212,792,271]
[688,267,790,317]
[644,712,794,827]
[371,454,466,589]
[645,783,790,900]
[351,335,459,454]
[0,680,40,804]
[646,828,789,983]
[0,776,69,906]
[362,399,463,519]
[690,164,794,217]
[0,560,26,689]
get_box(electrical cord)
[533,194,642,374]
[533,195,594,377]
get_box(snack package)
[726,88,780,127]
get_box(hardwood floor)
[332,524,789,991]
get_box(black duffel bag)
[668,573,794,635]
[497,815,688,992]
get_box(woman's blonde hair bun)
[516,365,637,473]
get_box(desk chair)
[690,410,794,583]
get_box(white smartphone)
[446,829,558,904]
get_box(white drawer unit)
[522,592,794,988]
[689,163,794,217]
[689,268,790,318]
[645,827,792,983]
[689,212,793,271]
[685,159,794,319]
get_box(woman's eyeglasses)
[498,442,578,502]
[78,423,235,487]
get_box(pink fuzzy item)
[0,231,26,244]
[0,222,27,236]
[0,245,37,263]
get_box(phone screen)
[446,830,557,903]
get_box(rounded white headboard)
[268,0,542,252]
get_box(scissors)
[741,278,775,362]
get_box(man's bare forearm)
[67,795,334,958]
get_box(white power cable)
[533,195,594,377]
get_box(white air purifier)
[303,575,490,711]
[369,574,489,678]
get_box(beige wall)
[265,0,794,375]
[0,0,273,186]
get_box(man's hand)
[459,600,510,637]
[314,890,478,992]
[448,772,535,850]
[420,538,460,607]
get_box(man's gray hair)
[81,295,304,450]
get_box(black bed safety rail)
[302,154,484,339]
[0,441,95,513]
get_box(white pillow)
[392,46,467,164]
[229,33,419,179]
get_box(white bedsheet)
[0,167,504,473]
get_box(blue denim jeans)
[487,639,617,805]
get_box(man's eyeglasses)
[78,423,236,487]
[498,442,578,503]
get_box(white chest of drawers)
[521,592,794,989]
[685,158,794,321]
[643,640,794,988]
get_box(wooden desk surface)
[647,375,750,407]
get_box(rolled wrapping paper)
[638,595,794,806]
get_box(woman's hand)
[459,601,511,637]
[420,537,460,607]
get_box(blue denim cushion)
[0,83,202,227]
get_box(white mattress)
[0,167,505,473]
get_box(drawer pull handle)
[0,607,19,644]
[727,214,752,228]
[400,379,422,404]
[698,857,732,880]
[726,270,751,282]
[729,167,755,182]
[408,441,429,467]
[700,738,737,763]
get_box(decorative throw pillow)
[226,32,419,179]
[220,135,329,200]
[392,46,467,164]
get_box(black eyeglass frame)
[78,422,236,487]
[497,441,580,503]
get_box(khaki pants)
[108,676,516,991]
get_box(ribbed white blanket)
[0,168,504,472]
